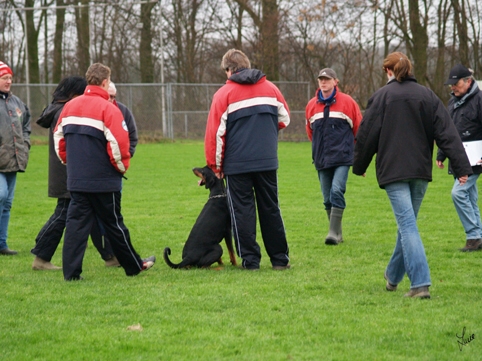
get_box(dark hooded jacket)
[37,102,69,198]
[205,68,290,175]
[353,76,472,188]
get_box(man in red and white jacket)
[204,49,291,271]
[54,63,154,280]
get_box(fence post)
[167,83,174,139]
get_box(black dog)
[163,166,237,269]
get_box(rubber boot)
[325,207,344,245]
[325,209,331,221]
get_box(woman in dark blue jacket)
[353,52,472,299]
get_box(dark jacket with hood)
[113,100,138,157]
[39,97,138,198]
[436,80,482,175]
[37,102,69,198]
[53,85,130,193]
[205,68,290,175]
[353,76,472,188]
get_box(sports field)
[1,141,481,360]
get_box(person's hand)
[458,175,468,185]
[477,159,482,165]
[436,160,444,169]
[215,171,224,179]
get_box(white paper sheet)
[463,140,482,166]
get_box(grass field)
[1,141,481,360]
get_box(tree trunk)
[25,0,40,83]
[52,0,66,83]
[234,0,280,81]
[140,2,156,83]
[260,0,279,80]
[432,0,451,102]
[451,0,469,65]
[75,0,91,74]
[408,0,428,85]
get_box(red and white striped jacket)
[53,85,130,193]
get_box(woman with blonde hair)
[353,52,472,299]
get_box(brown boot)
[404,286,430,299]
[105,256,120,267]
[32,256,62,270]
[459,239,482,252]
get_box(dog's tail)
[163,247,182,269]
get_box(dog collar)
[209,194,226,199]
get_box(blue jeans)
[0,172,17,251]
[384,180,431,289]
[451,174,482,240]
[318,166,349,210]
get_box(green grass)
[1,141,481,360]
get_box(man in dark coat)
[437,64,482,252]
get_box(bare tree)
[140,1,156,82]
[52,0,66,83]
[8,0,48,83]
[429,0,451,102]
[451,0,470,65]
[408,0,429,85]
[233,0,281,80]
[163,0,220,83]
[74,0,90,74]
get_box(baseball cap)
[318,68,337,80]
[444,64,472,85]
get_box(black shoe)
[65,276,83,281]
[0,248,18,255]
[238,265,259,271]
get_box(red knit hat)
[0,61,13,78]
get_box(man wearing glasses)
[437,64,482,252]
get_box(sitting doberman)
[163,166,237,269]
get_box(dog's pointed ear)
[203,166,217,189]
[193,167,206,185]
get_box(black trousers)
[32,198,70,262]
[225,170,289,269]
[62,191,143,279]
[32,198,115,262]
[90,217,115,261]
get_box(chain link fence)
[12,82,313,142]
